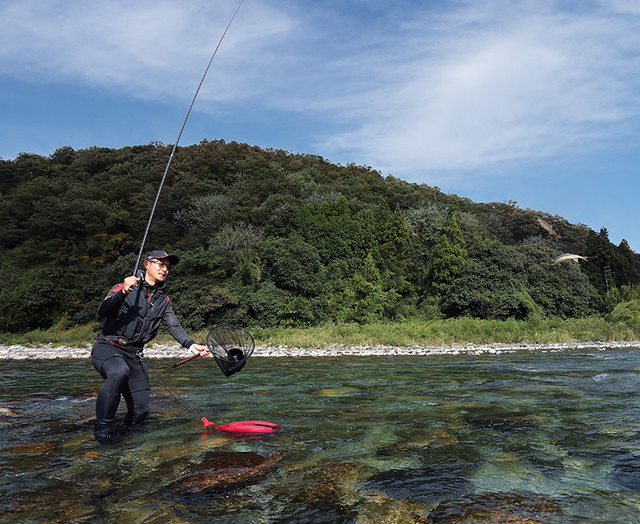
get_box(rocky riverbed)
[1,340,639,359]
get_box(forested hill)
[1,139,639,334]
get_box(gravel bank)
[1,340,639,359]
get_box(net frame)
[206,324,255,363]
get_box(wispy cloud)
[313,1,640,174]
[0,0,292,101]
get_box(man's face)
[145,257,171,282]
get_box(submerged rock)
[0,407,20,419]
[463,406,540,433]
[287,462,369,505]
[3,473,114,523]
[176,450,283,493]
[428,491,561,523]
[610,450,640,491]
[358,491,431,523]
[74,415,97,427]
[365,444,479,504]
[7,440,57,456]
[262,461,371,524]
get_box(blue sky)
[2,0,640,251]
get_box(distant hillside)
[1,140,638,333]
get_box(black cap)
[145,249,180,266]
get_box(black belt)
[102,335,143,354]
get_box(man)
[91,249,209,444]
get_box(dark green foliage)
[582,228,616,293]
[608,300,640,329]
[293,197,364,269]
[373,200,412,278]
[259,235,323,296]
[426,214,467,295]
[603,284,640,314]
[441,239,532,320]
[582,228,640,293]
[165,247,240,331]
[441,239,601,320]
[253,194,300,237]
[0,266,75,332]
[225,281,325,328]
[0,139,635,333]
[325,254,402,323]
[521,244,602,318]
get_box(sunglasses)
[148,259,171,271]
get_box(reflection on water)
[2,348,640,523]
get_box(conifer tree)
[582,228,616,293]
[373,198,412,279]
[426,214,467,295]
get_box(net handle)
[173,353,200,368]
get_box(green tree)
[374,200,412,278]
[259,235,324,296]
[165,247,240,330]
[521,243,601,317]
[440,239,533,320]
[425,214,467,295]
[611,239,640,288]
[582,228,616,293]
[293,197,363,270]
[0,138,632,332]
[326,253,400,323]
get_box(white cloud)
[0,0,293,101]
[312,1,640,174]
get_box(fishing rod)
[133,0,245,275]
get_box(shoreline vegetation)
[5,141,639,340]
[0,317,638,357]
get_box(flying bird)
[553,253,588,265]
[538,218,559,240]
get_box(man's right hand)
[123,276,140,294]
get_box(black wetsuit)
[91,275,196,426]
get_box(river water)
[2,348,640,523]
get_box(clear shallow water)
[2,349,640,523]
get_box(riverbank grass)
[0,317,637,348]
[249,317,637,347]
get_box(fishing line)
[141,355,202,418]
[133,0,245,274]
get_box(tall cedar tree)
[426,214,467,296]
